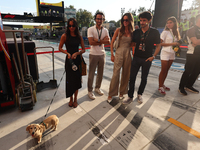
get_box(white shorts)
[160,50,175,60]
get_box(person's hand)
[71,52,78,59]
[176,42,181,46]
[111,54,115,62]
[67,53,71,59]
[103,36,109,40]
[146,56,154,62]
[192,43,197,47]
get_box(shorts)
[160,50,175,60]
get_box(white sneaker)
[95,88,104,95]
[137,94,143,104]
[122,97,133,104]
[88,92,96,100]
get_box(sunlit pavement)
[0,40,200,150]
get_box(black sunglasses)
[123,19,129,22]
[68,25,75,28]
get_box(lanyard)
[140,28,150,43]
[169,30,175,42]
[96,27,103,40]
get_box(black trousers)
[128,57,152,98]
[179,54,200,88]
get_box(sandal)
[158,87,166,95]
[163,85,170,91]
[73,102,78,108]
[68,101,73,107]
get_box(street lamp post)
[121,8,125,17]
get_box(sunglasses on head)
[68,25,75,28]
[123,19,129,22]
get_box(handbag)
[173,46,181,57]
[170,31,182,57]
[113,30,120,49]
[80,55,87,76]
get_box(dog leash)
[44,70,66,118]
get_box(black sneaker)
[185,87,199,94]
[179,88,187,95]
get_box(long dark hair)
[119,13,134,40]
[165,16,180,40]
[65,18,81,42]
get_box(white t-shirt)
[87,25,110,55]
[160,30,177,53]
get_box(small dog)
[26,115,59,143]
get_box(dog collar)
[40,121,47,129]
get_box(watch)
[98,39,100,42]
[153,56,155,59]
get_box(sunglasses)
[96,18,104,21]
[123,19,129,22]
[68,25,75,28]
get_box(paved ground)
[0,40,200,150]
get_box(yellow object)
[174,47,179,52]
[168,118,200,139]
[191,9,198,18]
[182,21,189,31]
[40,1,63,7]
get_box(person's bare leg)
[68,96,73,107]
[73,90,78,108]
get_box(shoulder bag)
[113,30,120,49]
[80,54,87,76]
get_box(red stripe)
[1,101,15,107]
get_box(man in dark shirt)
[179,14,200,95]
[123,11,161,104]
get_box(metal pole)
[20,32,28,78]
[12,32,25,88]
[178,0,180,22]
[52,47,55,80]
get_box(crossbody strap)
[116,29,120,44]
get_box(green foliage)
[69,5,74,9]
[116,19,121,27]
[128,9,137,16]
[137,7,146,14]
[109,20,116,24]
[191,0,200,8]
[76,9,94,27]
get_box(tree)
[191,0,200,9]
[116,19,121,27]
[76,9,93,27]
[137,7,146,14]
[109,20,116,24]
[128,9,137,16]
[69,5,74,9]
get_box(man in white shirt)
[87,12,110,100]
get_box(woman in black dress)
[59,18,85,108]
